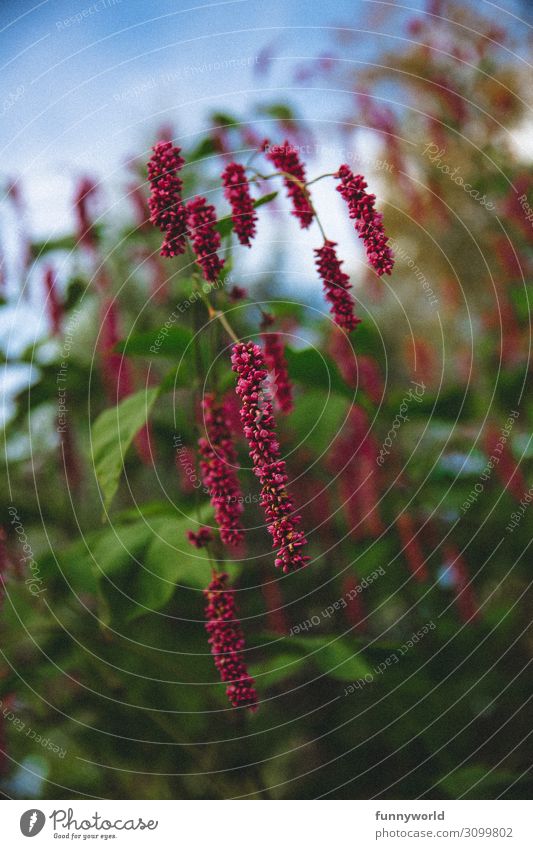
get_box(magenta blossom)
[186,196,225,283]
[231,341,309,572]
[315,240,362,331]
[222,162,257,246]
[204,572,258,710]
[147,141,187,257]
[198,394,245,547]
[265,140,314,228]
[336,164,394,276]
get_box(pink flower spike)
[187,527,214,549]
[315,240,362,332]
[186,196,225,283]
[43,266,63,336]
[198,394,245,547]
[263,331,293,414]
[204,572,258,710]
[336,164,394,276]
[265,140,314,228]
[222,162,257,246]
[147,141,187,257]
[231,341,309,573]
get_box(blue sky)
[2,0,428,233]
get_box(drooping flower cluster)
[204,572,258,710]
[231,342,309,572]
[265,140,314,228]
[43,266,63,336]
[221,162,257,246]
[185,196,225,282]
[328,406,384,540]
[336,164,394,276]
[99,299,153,466]
[315,240,362,332]
[147,141,187,257]
[329,330,383,404]
[198,394,245,547]
[187,527,214,549]
[261,316,293,413]
[395,513,428,582]
[74,177,99,249]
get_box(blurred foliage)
[0,0,532,800]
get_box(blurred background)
[1,0,532,800]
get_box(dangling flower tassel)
[186,196,225,283]
[231,341,309,572]
[315,240,362,331]
[74,176,99,250]
[261,316,293,414]
[335,165,394,276]
[99,299,154,466]
[147,141,187,257]
[204,572,258,710]
[221,162,257,246]
[264,140,314,228]
[198,394,245,547]
[395,513,429,582]
[187,527,214,549]
[43,266,63,336]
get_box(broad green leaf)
[115,326,193,358]
[137,508,217,616]
[90,522,153,579]
[91,387,160,509]
[437,766,518,799]
[290,635,372,681]
[285,346,353,399]
[289,390,350,455]
[249,652,307,687]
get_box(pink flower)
[187,527,214,549]
[396,513,428,582]
[221,162,257,246]
[231,341,309,573]
[99,299,134,403]
[336,165,394,276]
[229,285,248,301]
[43,266,63,336]
[263,331,293,414]
[329,330,383,404]
[147,141,187,257]
[185,196,225,283]
[315,240,362,331]
[265,140,314,228]
[74,177,99,249]
[198,394,245,547]
[204,572,258,710]
[99,298,154,466]
[328,406,384,539]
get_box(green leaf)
[90,522,153,580]
[115,326,193,358]
[91,387,160,509]
[135,508,217,617]
[285,346,353,399]
[289,390,350,455]
[290,635,372,681]
[249,653,306,686]
[437,766,518,799]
